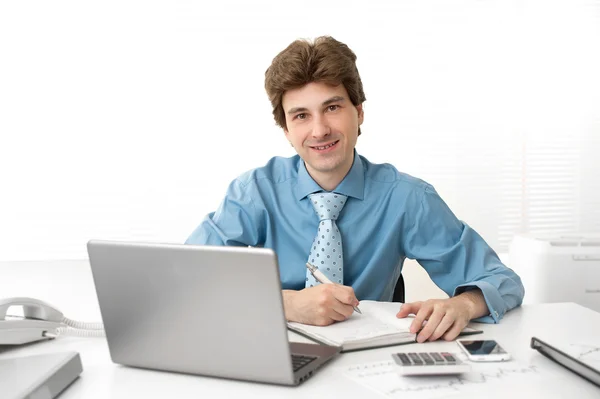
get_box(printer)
[509,234,600,312]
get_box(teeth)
[315,142,336,150]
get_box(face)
[282,82,364,185]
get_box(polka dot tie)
[305,192,348,287]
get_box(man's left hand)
[396,290,487,342]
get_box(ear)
[356,104,364,125]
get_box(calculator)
[391,352,472,376]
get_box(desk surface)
[1,260,599,398]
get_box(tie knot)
[309,193,347,221]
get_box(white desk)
[1,260,599,398]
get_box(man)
[186,36,524,342]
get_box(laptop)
[87,240,340,386]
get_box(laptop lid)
[87,240,338,385]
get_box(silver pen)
[306,262,362,314]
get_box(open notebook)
[288,301,482,352]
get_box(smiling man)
[186,36,524,342]
[283,84,361,192]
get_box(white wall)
[1,0,599,261]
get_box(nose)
[311,114,331,138]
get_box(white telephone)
[0,297,104,345]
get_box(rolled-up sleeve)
[402,184,525,323]
[185,178,263,247]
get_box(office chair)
[392,273,405,303]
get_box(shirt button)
[494,311,499,317]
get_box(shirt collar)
[294,151,365,201]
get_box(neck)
[310,173,343,192]
[306,157,354,192]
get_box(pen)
[305,262,362,314]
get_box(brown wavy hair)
[265,36,366,135]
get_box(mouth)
[310,140,340,152]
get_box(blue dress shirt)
[185,152,524,323]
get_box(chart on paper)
[569,343,600,369]
[339,360,545,399]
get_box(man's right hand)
[282,284,359,326]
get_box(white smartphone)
[456,339,511,362]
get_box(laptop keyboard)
[292,354,317,371]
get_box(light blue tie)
[306,192,348,287]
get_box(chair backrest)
[392,273,405,303]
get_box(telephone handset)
[0,297,104,345]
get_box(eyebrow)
[286,96,346,115]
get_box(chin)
[310,160,343,174]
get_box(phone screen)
[460,340,507,355]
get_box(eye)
[295,113,307,120]
[327,105,339,112]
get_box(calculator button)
[398,353,412,365]
[419,353,435,365]
[408,353,423,365]
[430,352,445,363]
[442,353,457,363]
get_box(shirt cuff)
[453,280,504,324]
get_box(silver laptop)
[87,240,340,386]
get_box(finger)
[442,321,466,341]
[331,284,359,307]
[318,285,354,321]
[328,309,347,322]
[428,314,455,342]
[311,300,344,325]
[416,307,445,343]
[324,297,354,322]
[330,300,355,320]
[410,304,433,334]
[328,288,355,319]
[396,302,422,318]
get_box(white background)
[1,0,599,261]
